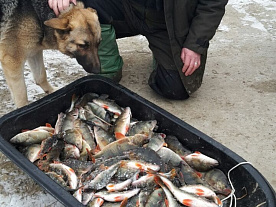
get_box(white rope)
[221,161,253,207]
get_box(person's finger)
[71,0,77,5]
[185,59,201,76]
[52,0,60,16]
[57,0,65,14]
[63,0,70,10]
[181,48,185,63]
[182,57,191,74]
[48,0,53,9]
[185,60,195,76]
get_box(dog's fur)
[0,1,101,108]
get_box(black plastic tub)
[0,75,275,207]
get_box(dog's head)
[44,2,101,74]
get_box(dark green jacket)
[164,0,228,94]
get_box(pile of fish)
[10,93,232,207]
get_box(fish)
[33,123,55,134]
[202,169,232,196]
[114,107,131,139]
[38,134,60,158]
[63,128,83,150]
[73,187,83,202]
[54,112,66,135]
[106,173,136,192]
[165,135,191,157]
[158,175,219,207]
[45,139,65,162]
[179,185,222,206]
[157,147,183,167]
[22,144,41,162]
[45,171,69,190]
[138,189,153,207]
[82,190,95,206]
[114,162,140,180]
[87,102,111,123]
[49,162,78,189]
[93,134,149,159]
[94,126,116,150]
[184,151,219,172]
[94,188,140,202]
[144,132,167,152]
[93,98,122,116]
[145,188,166,207]
[62,158,95,177]
[154,176,180,207]
[120,160,160,172]
[79,139,92,161]
[131,173,155,188]
[84,163,120,191]
[67,94,80,113]
[80,105,112,129]
[10,129,52,146]
[60,108,79,132]
[75,119,97,150]
[127,120,157,137]
[87,197,104,207]
[62,143,80,160]
[124,147,168,172]
[179,160,208,186]
[75,92,99,108]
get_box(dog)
[0,1,101,108]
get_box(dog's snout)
[83,62,101,74]
[75,53,101,74]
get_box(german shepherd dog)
[0,1,101,108]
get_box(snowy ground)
[0,0,275,206]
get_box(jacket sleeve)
[183,0,228,55]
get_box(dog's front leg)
[27,51,57,95]
[1,56,28,108]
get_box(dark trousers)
[82,0,189,100]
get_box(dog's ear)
[87,7,97,14]
[44,18,69,30]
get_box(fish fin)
[120,197,128,207]
[95,144,101,151]
[46,123,52,128]
[86,148,95,163]
[182,199,193,206]
[214,196,223,206]
[114,195,124,202]
[195,188,205,196]
[115,132,126,140]
[165,198,169,207]
[96,198,104,205]
[154,176,162,186]
[170,168,177,178]
[146,168,157,175]
[195,171,203,178]
[114,112,121,116]
[102,104,109,109]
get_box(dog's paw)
[46,86,59,94]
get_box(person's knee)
[148,65,189,100]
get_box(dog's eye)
[77,43,89,50]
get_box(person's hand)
[181,48,201,76]
[48,0,77,16]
